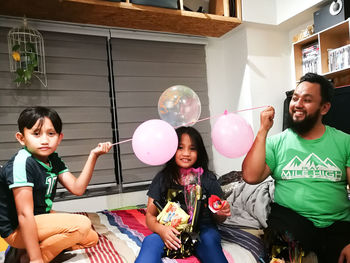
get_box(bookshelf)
[293,19,350,87]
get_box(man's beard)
[287,109,320,135]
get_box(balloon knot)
[224,110,228,115]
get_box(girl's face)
[175,133,198,169]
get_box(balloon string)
[111,105,269,146]
[184,105,269,126]
[111,138,132,146]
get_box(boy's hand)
[91,142,112,157]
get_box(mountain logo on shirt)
[281,153,342,181]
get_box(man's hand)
[338,243,350,263]
[260,106,275,132]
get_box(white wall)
[206,22,292,175]
[243,0,326,25]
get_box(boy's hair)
[298,73,334,104]
[18,106,62,134]
[161,126,209,186]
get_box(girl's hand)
[91,142,112,157]
[159,225,181,250]
[216,201,231,217]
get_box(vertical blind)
[0,24,212,192]
[110,38,212,184]
[0,27,115,187]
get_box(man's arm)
[242,106,274,184]
[59,142,112,196]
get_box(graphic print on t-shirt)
[281,153,342,181]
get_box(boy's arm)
[13,187,44,263]
[59,142,112,196]
[242,106,274,184]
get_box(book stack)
[302,43,321,75]
[328,44,350,72]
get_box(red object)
[208,195,227,213]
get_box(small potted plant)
[11,42,38,85]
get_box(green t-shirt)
[266,126,350,227]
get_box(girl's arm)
[13,187,44,263]
[212,200,231,223]
[145,197,181,250]
[58,142,112,196]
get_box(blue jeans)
[135,225,228,263]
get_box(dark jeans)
[266,203,350,263]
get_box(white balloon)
[158,85,201,127]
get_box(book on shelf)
[302,42,321,75]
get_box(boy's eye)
[48,132,56,136]
[178,145,183,149]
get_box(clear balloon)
[132,119,178,166]
[211,113,254,158]
[158,85,201,127]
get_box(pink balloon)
[132,119,178,165]
[211,113,254,158]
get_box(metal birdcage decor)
[8,18,47,87]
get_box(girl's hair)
[161,126,209,188]
[18,106,62,134]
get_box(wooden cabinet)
[0,0,242,38]
[293,19,350,87]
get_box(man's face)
[288,81,326,135]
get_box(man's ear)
[320,102,331,116]
[15,132,25,146]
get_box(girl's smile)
[175,133,197,169]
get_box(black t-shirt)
[0,148,68,238]
[147,170,224,226]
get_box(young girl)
[135,126,231,263]
[0,106,112,263]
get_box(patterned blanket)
[4,209,258,263]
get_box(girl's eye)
[190,147,196,151]
[178,146,183,150]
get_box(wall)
[206,23,291,175]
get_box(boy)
[0,106,112,263]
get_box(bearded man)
[242,73,350,263]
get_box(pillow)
[218,171,243,200]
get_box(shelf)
[0,0,242,37]
[293,19,350,87]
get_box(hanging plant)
[8,18,47,87]
[11,42,38,85]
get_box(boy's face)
[16,117,63,163]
